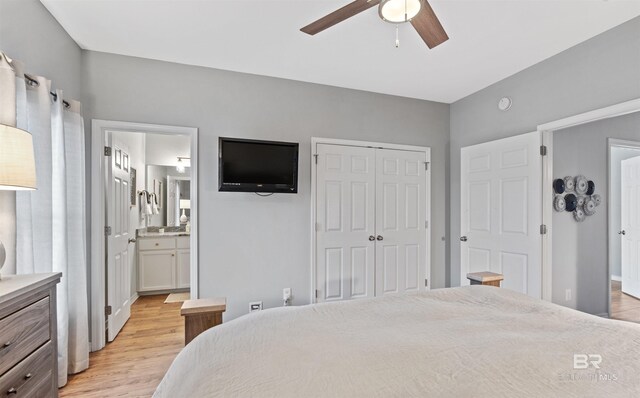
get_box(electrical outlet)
[249,301,263,312]
[283,288,292,301]
[565,289,572,302]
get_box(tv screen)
[218,137,299,193]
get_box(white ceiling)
[40,0,640,103]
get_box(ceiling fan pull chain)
[395,25,400,48]
[404,0,408,22]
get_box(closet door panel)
[316,144,376,302]
[375,149,427,296]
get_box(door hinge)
[424,162,430,171]
[314,154,319,164]
[105,226,112,236]
[315,289,318,299]
[105,305,112,316]
[540,224,547,235]
[425,220,429,229]
[540,145,547,156]
[425,278,428,287]
[104,146,113,156]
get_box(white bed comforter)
[154,286,640,397]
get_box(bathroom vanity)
[137,230,190,294]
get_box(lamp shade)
[180,199,190,209]
[0,125,37,190]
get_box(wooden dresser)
[0,273,61,398]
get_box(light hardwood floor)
[611,280,640,323]
[60,295,184,398]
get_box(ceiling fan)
[301,0,449,49]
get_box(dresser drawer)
[0,341,53,398]
[138,238,176,251]
[0,297,50,376]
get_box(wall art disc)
[554,195,566,212]
[564,176,575,192]
[575,175,588,195]
[565,193,578,212]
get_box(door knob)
[128,238,137,244]
[368,235,375,241]
[619,230,626,235]
[460,236,468,242]
[376,235,383,241]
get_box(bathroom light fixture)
[379,0,423,23]
[0,124,37,278]
[176,156,190,173]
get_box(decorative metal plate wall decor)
[553,176,599,222]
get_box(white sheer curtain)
[0,51,89,387]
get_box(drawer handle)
[7,387,17,395]
[24,373,32,380]
[3,341,11,348]
[155,243,159,246]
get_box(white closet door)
[316,144,376,303]
[460,131,542,298]
[375,149,427,295]
[621,156,640,299]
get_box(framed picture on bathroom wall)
[130,167,137,206]
[158,181,164,209]
[153,179,164,209]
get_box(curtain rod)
[23,73,70,109]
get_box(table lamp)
[179,199,190,224]
[0,124,37,278]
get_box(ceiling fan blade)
[301,0,381,35]
[410,0,448,49]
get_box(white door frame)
[310,137,431,304]
[90,119,199,352]
[608,139,640,305]
[537,98,640,309]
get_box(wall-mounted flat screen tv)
[218,137,299,193]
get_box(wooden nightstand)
[180,297,226,345]
[467,272,504,287]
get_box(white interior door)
[621,156,640,299]
[107,135,132,341]
[460,131,542,298]
[375,149,428,295]
[316,144,376,302]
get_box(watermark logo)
[558,354,618,383]
[573,354,602,369]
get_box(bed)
[154,286,640,397]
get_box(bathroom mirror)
[145,165,190,227]
[167,175,191,227]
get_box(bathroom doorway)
[90,120,198,350]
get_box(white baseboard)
[130,293,139,305]
[611,275,622,282]
[596,312,610,318]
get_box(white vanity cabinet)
[138,236,190,293]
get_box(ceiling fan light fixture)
[379,0,422,23]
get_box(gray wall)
[610,146,640,279]
[0,0,82,274]
[450,16,640,314]
[82,51,450,320]
[552,113,640,314]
